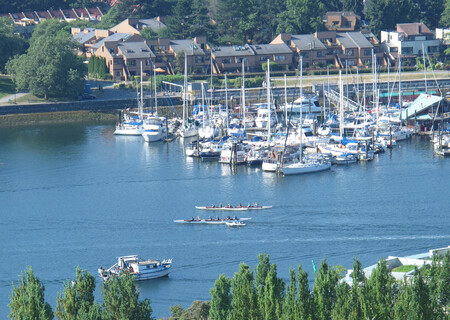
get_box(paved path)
[0,93,28,104]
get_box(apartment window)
[347,59,355,66]
[260,56,270,61]
[237,57,248,63]
[116,71,121,76]
[275,55,285,61]
[345,49,353,56]
[114,60,121,65]
[364,49,371,56]
[317,51,323,57]
[127,60,136,66]
[428,46,438,53]
[145,59,151,66]
[403,47,413,54]
[222,58,231,64]
[300,52,309,58]
[195,56,204,63]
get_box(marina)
[0,121,449,318]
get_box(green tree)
[365,258,395,319]
[441,0,450,26]
[174,51,185,75]
[262,264,284,320]
[181,300,210,320]
[169,304,184,319]
[312,259,339,320]
[214,0,249,44]
[416,0,445,29]
[229,263,259,320]
[209,274,232,320]
[340,0,364,18]
[140,27,158,39]
[277,0,326,35]
[102,272,153,320]
[296,266,312,320]
[0,17,27,73]
[349,258,365,320]
[332,282,351,319]
[9,267,53,320]
[255,253,271,318]
[281,268,298,320]
[55,266,98,320]
[7,19,86,100]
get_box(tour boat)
[98,255,172,281]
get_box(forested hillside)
[2,0,449,46]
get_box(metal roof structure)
[401,93,444,119]
[291,34,326,51]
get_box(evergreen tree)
[312,259,339,320]
[277,0,326,35]
[102,272,153,320]
[416,0,445,29]
[365,258,395,319]
[209,274,232,320]
[229,263,259,320]
[214,0,249,44]
[255,253,271,318]
[9,267,53,320]
[331,282,351,319]
[297,266,312,320]
[340,0,364,18]
[281,268,298,320]
[55,267,97,320]
[348,258,365,319]
[262,264,284,320]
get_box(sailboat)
[281,57,331,175]
[142,65,167,142]
[178,56,198,138]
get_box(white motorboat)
[114,113,145,136]
[98,255,172,281]
[225,220,246,227]
[142,116,167,142]
[255,106,277,129]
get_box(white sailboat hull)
[282,162,331,175]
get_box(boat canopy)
[400,94,443,119]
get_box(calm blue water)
[0,123,449,318]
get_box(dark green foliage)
[229,263,259,320]
[296,266,312,320]
[417,0,445,29]
[6,19,86,100]
[140,27,158,40]
[209,274,232,320]
[0,17,27,73]
[102,272,153,320]
[55,266,97,320]
[281,269,298,320]
[88,56,108,79]
[440,0,450,27]
[277,0,326,35]
[9,266,53,320]
[312,259,339,320]
[181,300,210,320]
[340,0,364,18]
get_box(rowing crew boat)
[195,205,272,211]
[174,217,252,224]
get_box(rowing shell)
[195,206,272,211]
[174,217,252,224]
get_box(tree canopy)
[6,19,86,100]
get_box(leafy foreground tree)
[6,19,86,100]
[102,272,153,320]
[9,266,53,320]
[0,17,27,73]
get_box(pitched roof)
[250,43,292,55]
[336,32,373,49]
[170,39,206,56]
[211,44,255,57]
[291,34,326,51]
[118,42,156,58]
[91,33,131,49]
[73,28,96,44]
[397,23,432,36]
[138,18,166,32]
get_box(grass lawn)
[392,265,416,273]
[0,76,15,99]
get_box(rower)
[219,203,222,208]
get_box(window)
[428,46,438,53]
[222,58,231,64]
[114,60,121,65]
[127,60,136,66]
[345,49,353,56]
[317,51,323,57]
[237,57,248,63]
[195,56,204,63]
[116,71,121,76]
[403,47,413,54]
[347,59,355,66]
[260,56,270,61]
[275,55,285,61]
[364,49,371,56]
[300,52,309,58]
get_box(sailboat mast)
[266,59,271,142]
[225,73,229,130]
[183,54,187,127]
[242,61,246,130]
[422,43,427,93]
[284,74,288,127]
[140,61,144,117]
[154,67,157,115]
[300,56,303,161]
[339,70,344,138]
